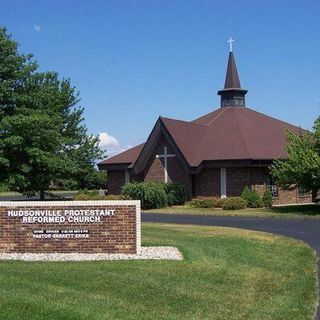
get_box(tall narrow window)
[266,176,278,198]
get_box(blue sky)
[1,0,319,156]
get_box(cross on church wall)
[155,146,176,183]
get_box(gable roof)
[98,143,144,166]
[98,107,305,170]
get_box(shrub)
[163,182,187,205]
[74,193,92,200]
[76,189,98,197]
[0,183,10,192]
[121,182,167,209]
[241,186,251,204]
[221,197,246,210]
[189,197,224,208]
[105,194,128,200]
[241,187,263,208]
[74,192,128,201]
[262,189,273,207]
[74,193,106,200]
[248,189,263,208]
[190,198,215,208]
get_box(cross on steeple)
[228,37,234,52]
[217,38,248,108]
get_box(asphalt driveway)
[142,213,320,320]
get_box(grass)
[0,223,317,320]
[145,204,320,219]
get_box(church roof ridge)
[160,116,206,127]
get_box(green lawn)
[145,204,320,219]
[0,223,317,320]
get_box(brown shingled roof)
[98,107,305,169]
[99,143,144,165]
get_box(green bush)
[76,189,98,196]
[74,193,106,200]
[221,197,246,210]
[163,182,187,205]
[241,186,263,208]
[0,183,10,192]
[189,197,223,208]
[248,189,263,208]
[241,186,251,204]
[190,198,215,208]
[262,189,273,207]
[105,194,128,200]
[74,192,127,201]
[121,182,167,209]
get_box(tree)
[0,28,104,199]
[270,118,320,192]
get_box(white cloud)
[98,132,119,149]
[33,24,41,32]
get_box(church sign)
[0,200,141,254]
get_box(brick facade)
[194,168,220,197]
[143,135,192,198]
[0,201,141,254]
[106,139,313,205]
[226,167,268,197]
[107,170,125,194]
[192,166,312,205]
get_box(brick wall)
[194,168,220,197]
[227,167,267,196]
[272,189,313,205]
[144,136,171,182]
[226,167,313,205]
[192,166,313,205]
[107,170,125,194]
[0,201,141,254]
[144,135,192,198]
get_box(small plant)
[221,197,247,210]
[262,189,273,207]
[241,186,263,208]
[241,186,251,205]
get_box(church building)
[98,45,312,205]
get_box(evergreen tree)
[0,28,104,199]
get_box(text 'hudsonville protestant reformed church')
[7,208,116,224]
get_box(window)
[266,176,279,198]
[298,187,310,197]
[267,185,279,198]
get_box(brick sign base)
[0,200,141,254]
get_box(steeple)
[217,38,247,108]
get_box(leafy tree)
[0,27,104,199]
[270,119,320,193]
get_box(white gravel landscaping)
[0,246,183,262]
